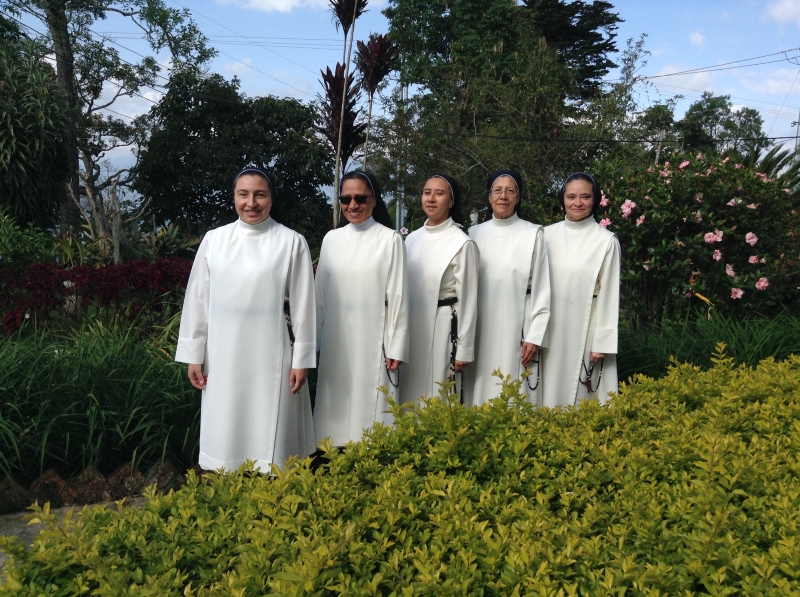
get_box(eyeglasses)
[491,188,518,198]
[339,194,371,205]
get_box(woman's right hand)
[188,364,207,390]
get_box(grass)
[0,312,199,483]
[618,310,800,381]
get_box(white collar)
[491,212,520,227]
[348,216,376,232]
[424,217,454,234]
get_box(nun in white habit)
[465,169,551,406]
[175,167,317,472]
[400,174,479,406]
[541,172,621,407]
[314,170,410,446]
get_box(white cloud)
[768,0,800,27]
[223,57,254,75]
[651,64,714,93]
[215,0,327,12]
[740,68,800,96]
[689,31,705,46]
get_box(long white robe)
[465,214,551,406]
[541,216,621,407]
[314,218,410,446]
[400,218,478,406]
[175,217,317,472]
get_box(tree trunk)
[42,0,81,236]
[363,93,374,170]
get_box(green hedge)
[3,347,800,595]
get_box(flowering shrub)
[0,258,192,334]
[594,153,800,318]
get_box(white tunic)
[465,213,551,406]
[175,217,317,472]
[314,217,410,445]
[541,216,621,407]
[400,218,479,406]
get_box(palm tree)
[356,34,399,169]
[327,0,368,226]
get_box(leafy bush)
[0,258,191,334]
[0,211,54,272]
[618,310,800,381]
[594,153,800,319]
[4,348,800,595]
[0,315,198,483]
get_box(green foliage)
[0,210,54,271]
[134,67,333,252]
[594,151,800,319]
[619,311,800,381]
[4,350,800,595]
[0,314,198,483]
[0,33,69,229]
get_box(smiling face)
[340,177,376,225]
[234,174,272,225]
[421,177,453,226]
[563,178,595,222]
[489,175,518,220]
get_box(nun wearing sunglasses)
[175,166,317,472]
[400,174,479,407]
[540,172,620,407]
[314,170,410,446]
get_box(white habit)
[314,217,410,445]
[465,213,551,406]
[175,217,317,472]
[541,216,621,407]
[400,217,479,405]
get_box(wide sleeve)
[314,236,329,353]
[591,236,621,354]
[454,240,479,362]
[384,233,410,362]
[523,226,551,346]
[287,234,317,369]
[175,233,211,364]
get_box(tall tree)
[0,0,213,243]
[317,64,368,179]
[134,68,333,253]
[356,33,399,169]
[0,15,69,229]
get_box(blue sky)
[20,0,800,158]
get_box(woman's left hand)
[590,352,605,364]
[386,358,401,370]
[521,342,538,367]
[454,360,470,372]
[289,368,307,394]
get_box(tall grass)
[0,313,198,483]
[618,311,800,381]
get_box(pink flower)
[636,215,645,226]
[647,166,654,173]
[621,199,637,218]
[704,232,717,243]
[755,277,769,290]
[722,156,730,164]
[735,163,743,169]
[695,211,703,223]
[747,203,756,209]
[714,230,723,242]
[696,152,704,160]
[643,260,651,271]
[599,190,610,207]
[748,255,758,264]
[783,188,791,194]
[400,227,409,236]
[679,160,691,170]
[695,193,703,202]
[727,198,742,206]
[713,250,722,261]
[726,264,736,277]
[761,257,766,264]
[731,288,744,299]
[599,218,611,228]
[745,232,758,246]
[659,169,670,178]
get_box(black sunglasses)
[339,194,371,205]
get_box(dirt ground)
[0,497,146,576]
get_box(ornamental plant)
[593,153,800,320]
[3,349,800,595]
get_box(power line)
[641,47,800,80]
[767,70,800,136]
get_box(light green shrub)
[3,347,800,595]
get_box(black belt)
[438,297,458,307]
